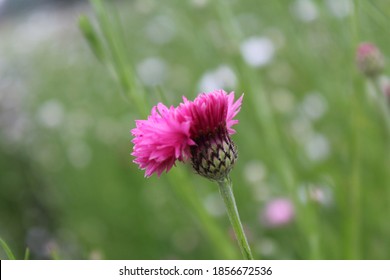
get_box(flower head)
[180,90,243,181]
[356,42,384,78]
[131,90,243,179]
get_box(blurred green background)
[1,0,390,259]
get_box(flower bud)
[356,42,385,78]
[190,128,238,182]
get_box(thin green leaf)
[0,238,16,260]
[79,15,105,62]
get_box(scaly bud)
[356,42,385,78]
[190,127,238,182]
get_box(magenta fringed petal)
[131,90,243,177]
[131,103,194,177]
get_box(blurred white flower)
[291,0,318,22]
[190,0,208,8]
[326,0,352,18]
[301,92,327,121]
[298,183,333,206]
[304,133,330,162]
[137,57,167,87]
[309,186,333,206]
[37,100,65,128]
[198,65,237,92]
[240,37,275,68]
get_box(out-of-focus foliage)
[1,0,390,259]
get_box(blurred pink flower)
[262,198,295,227]
[131,90,243,178]
[356,42,384,77]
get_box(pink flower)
[131,103,195,177]
[356,42,384,77]
[261,198,295,227]
[180,90,243,138]
[131,90,243,178]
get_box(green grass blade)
[0,238,16,260]
[24,248,30,260]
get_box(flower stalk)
[217,176,254,260]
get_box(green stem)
[217,177,254,260]
[343,0,361,259]
[168,169,238,259]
